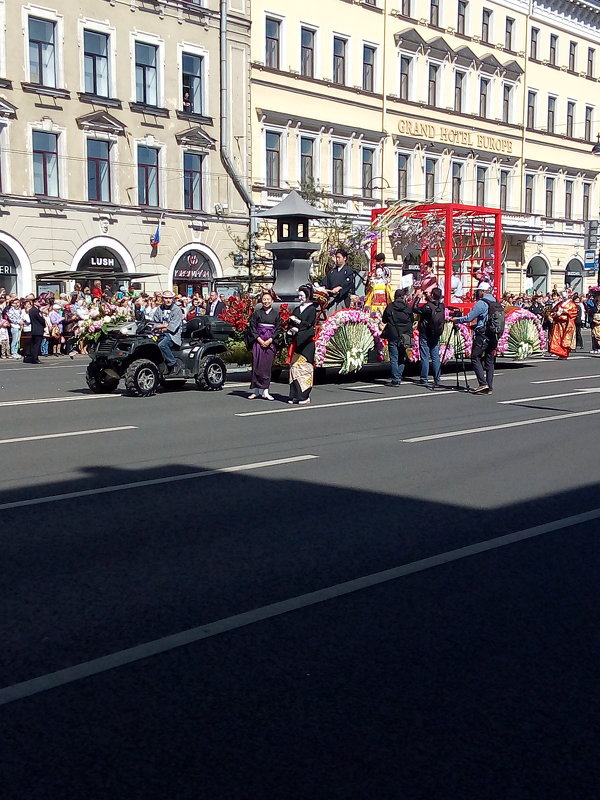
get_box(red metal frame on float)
[370,202,502,311]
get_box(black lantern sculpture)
[255,190,332,302]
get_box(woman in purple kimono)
[247,291,281,400]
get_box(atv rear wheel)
[195,354,226,391]
[125,359,159,397]
[86,363,119,394]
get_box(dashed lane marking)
[1,504,597,706]
[401,408,600,442]
[0,454,318,512]
[0,426,137,446]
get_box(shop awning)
[36,270,160,282]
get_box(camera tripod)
[440,322,470,391]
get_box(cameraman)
[453,282,497,394]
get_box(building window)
[398,153,408,199]
[525,174,534,213]
[362,148,374,198]
[476,166,486,206]
[565,179,573,219]
[452,162,462,203]
[499,170,509,210]
[182,53,203,115]
[454,71,464,112]
[265,131,281,187]
[300,137,314,184]
[137,145,159,206]
[549,34,557,66]
[545,176,554,217]
[547,96,556,133]
[587,48,595,78]
[425,158,436,199]
[401,0,411,15]
[428,64,438,106]
[585,106,593,141]
[301,28,314,78]
[333,38,346,85]
[457,1,468,36]
[566,102,575,137]
[265,18,280,69]
[33,131,58,196]
[502,84,512,123]
[569,41,577,71]
[28,17,56,87]
[505,18,514,51]
[87,139,111,202]
[430,0,440,27]
[363,46,375,92]
[184,152,203,210]
[400,56,411,100]
[527,91,536,128]
[479,78,489,118]
[583,183,590,220]
[481,9,491,43]
[530,27,539,60]
[332,142,345,194]
[135,42,158,106]
[84,31,109,97]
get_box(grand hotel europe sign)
[398,118,515,155]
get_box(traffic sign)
[584,249,597,269]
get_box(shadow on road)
[2,461,599,800]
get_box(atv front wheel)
[195,355,226,391]
[86,363,119,394]
[125,359,159,397]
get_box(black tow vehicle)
[85,315,231,396]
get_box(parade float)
[225,193,546,374]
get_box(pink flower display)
[497,308,547,358]
[315,309,385,368]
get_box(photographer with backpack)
[412,286,445,389]
[453,282,505,395]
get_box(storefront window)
[173,250,215,298]
[0,244,17,295]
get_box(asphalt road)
[1,346,599,800]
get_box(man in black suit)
[323,249,354,312]
[206,290,225,317]
[25,297,45,364]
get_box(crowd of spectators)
[0,282,229,362]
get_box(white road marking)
[401,408,600,442]
[498,387,600,404]
[0,426,137,446]
[0,454,318,512]
[0,395,119,408]
[1,504,597,707]
[236,390,455,417]
[520,355,587,363]
[0,363,84,373]
[532,374,600,384]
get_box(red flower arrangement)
[278,302,291,325]
[218,296,253,332]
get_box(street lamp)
[592,134,600,155]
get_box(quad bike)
[85,316,231,397]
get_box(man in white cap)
[153,290,183,374]
[453,282,500,394]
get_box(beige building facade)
[250,0,600,295]
[0,0,251,298]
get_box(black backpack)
[427,302,445,337]
[483,298,505,337]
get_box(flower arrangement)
[218,295,253,335]
[497,308,547,359]
[73,304,133,344]
[315,309,385,372]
